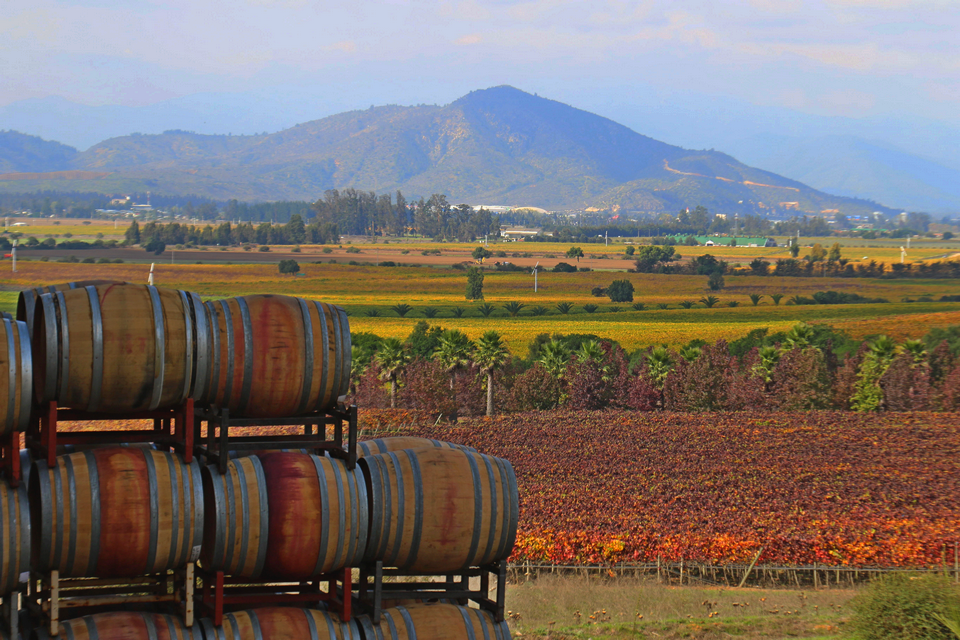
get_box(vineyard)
[379,410,960,568]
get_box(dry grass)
[505,573,854,639]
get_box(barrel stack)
[0,282,518,640]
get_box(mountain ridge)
[0,86,895,215]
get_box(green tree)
[606,279,635,302]
[707,271,725,290]
[537,339,571,378]
[434,329,475,420]
[807,243,827,262]
[375,338,409,408]
[566,246,584,262]
[789,238,800,258]
[828,242,842,262]
[125,220,140,245]
[624,245,635,256]
[285,214,307,244]
[475,331,510,416]
[471,246,492,262]
[646,346,673,388]
[144,238,165,255]
[633,246,679,272]
[278,259,300,275]
[465,266,484,300]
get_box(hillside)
[0,87,894,215]
[0,130,78,174]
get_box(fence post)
[738,547,765,589]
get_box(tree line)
[350,322,960,418]
[125,215,337,252]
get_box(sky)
[3,0,958,123]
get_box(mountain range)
[0,86,898,216]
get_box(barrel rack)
[25,399,196,468]
[25,564,195,637]
[0,430,21,487]
[355,561,507,624]
[193,403,358,474]
[194,566,352,627]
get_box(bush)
[503,364,560,411]
[346,246,361,254]
[850,573,960,640]
[81,257,95,264]
[707,271,725,290]
[258,245,270,252]
[607,279,634,302]
[552,262,577,273]
[591,286,606,297]
[322,247,333,254]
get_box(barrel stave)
[0,317,32,436]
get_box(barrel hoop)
[504,458,519,559]
[479,454,499,565]
[146,286,166,411]
[67,283,78,290]
[3,319,15,431]
[179,291,194,403]
[219,300,234,409]
[250,456,268,578]
[376,454,391,563]
[361,457,381,563]
[322,610,338,640]
[86,451,101,573]
[304,609,319,640]
[36,460,52,570]
[490,457,509,562]
[189,459,204,563]
[353,463,369,566]
[457,606,479,640]
[223,460,238,574]
[208,466,226,569]
[17,484,29,590]
[246,609,263,640]
[313,301,329,412]
[331,458,347,571]
[338,306,351,397]
[145,450,160,571]
[2,482,15,593]
[56,291,70,403]
[406,449,425,569]
[16,320,32,432]
[84,615,100,640]
[164,453,181,569]
[384,610,400,640]
[329,305,343,406]
[21,290,36,333]
[344,462,360,565]
[296,298,314,415]
[190,293,210,402]
[227,613,243,640]
[205,302,220,406]
[52,458,64,570]
[64,455,79,576]
[144,613,159,640]
[37,294,58,402]
[234,455,251,577]
[311,456,330,576]
[358,441,371,457]
[384,451,405,567]
[83,286,104,411]
[235,298,253,415]
[396,607,417,640]
[198,619,219,640]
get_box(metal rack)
[193,404,357,473]
[355,561,506,624]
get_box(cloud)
[456,34,483,45]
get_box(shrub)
[398,358,456,417]
[590,286,606,297]
[582,304,599,313]
[850,573,960,640]
[606,279,634,302]
[291,245,301,253]
[258,245,270,252]
[322,247,333,254]
[503,363,560,411]
[552,262,577,273]
[346,246,361,254]
[81,257,96,264]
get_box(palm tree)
[679,345,701,362]
[575,340,604,363]
[391,303,412,317]
[582,304,599,313]
[699,295,720,308]
[679,300,695,309]
[477,303,496,317]
[434,329,475,421]
[632,302,646,311]
[502,301,526,317]
[753,345,780,384]
[349,345,368,397]
[375,338,409,408]
[899,338,927,365]
[475,331,510,416]
[770,293,784,306]
[783,322,815,351]
[537,339,571,378]
[749,293,764,306]
[868,335,897,364]
[555,302,574,315]
[646,346,673,388]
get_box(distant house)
[501,226,550,240]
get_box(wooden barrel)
[0,317,32,436]
[197,295,350,417]
[201,452,367,580]
[0,479,29,596]
[358,438,476,458]
[356,604,511,640]
[16,281,122,337]
[31,283,208,412]
[199,608,361,640]
[360,448,518,574]
[34,611,203,640]
[30,447,203,578]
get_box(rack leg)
[213,571,224,627]
[42,402,58,468]
[218,410,229,475]
[184,563,195,626]
[3,591,18,640]
[373,561,383,624]
[181,398,194,464]
[495,561,506,622]
[340,568,352,622]
[347,405,357,470]
[49,570,59,637]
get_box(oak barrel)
[34,611,203,640]
[197,295,350,417]
[358,438,476,458]
[360,448,518,573]
[32,283,208,412]
[201,452,367,579]
[16,281,122,337]
[357,604,511,640]
[199,608,362,640]
[0,479,29,595]
[30,447,203,578]
[0,317,32,436]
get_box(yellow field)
[3,261,960,352]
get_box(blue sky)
[3,0,958,124]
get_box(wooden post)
[738,547,765,589]
[955,542,958,584]
[49,570,59,637]
[814,562,819,589]
[184,563,195,626]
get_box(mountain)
[0,87,895,215]
[723,134,960,214]
[0,130,78,174]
